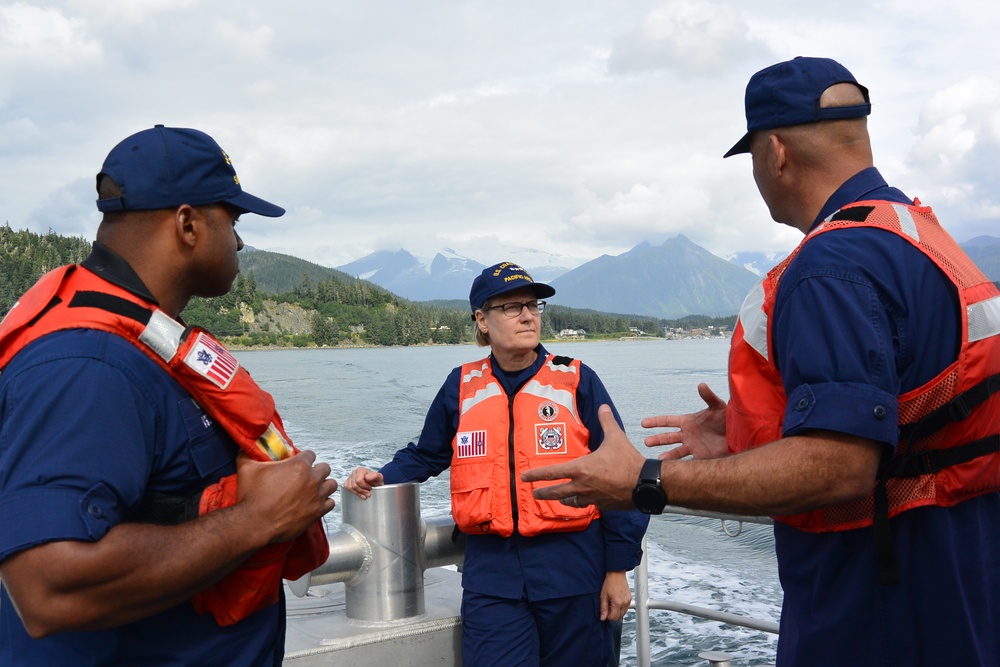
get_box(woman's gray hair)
[473,299,492,347]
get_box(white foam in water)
[637,523,780,665]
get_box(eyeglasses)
[482,300,546,318]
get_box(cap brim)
[484,282,556,306]
[531,284,556,299]
[723,132,752,158]
[226,190,286,217]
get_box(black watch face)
[633,484,667,514]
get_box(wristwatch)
[632,458,668,515]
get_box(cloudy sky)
[2,0,998,270]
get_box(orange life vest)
[728,201,1000,538]
[0,264,330,626]
[450,354,599,537]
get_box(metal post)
[343,482,425,622]
[698,650,733,667]
[635,536,652,667]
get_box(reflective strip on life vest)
[138,309,186,362]
[891,204,920,242]
[462,361,490,383]
[739,279,769,360]
[968,295,1000,343]
[544,358,578,374]
[521,379,579,423]
[460,382,503,417]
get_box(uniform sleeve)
[578,363,649,571]
[0,351,160,562]
[379,367,461,484]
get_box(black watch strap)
[638,457,662,485]
[632,458,668,514]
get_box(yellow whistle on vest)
[255,424,292,460]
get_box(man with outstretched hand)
[523,57,1000,666]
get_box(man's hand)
[236,450,337,544]
[2,450,338,637]
[343,466,385,499]
[642,383,729,460]
[521,405,644,510]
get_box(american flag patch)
[184,333,239,389]
[456,430,487,458]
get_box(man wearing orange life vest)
[524,57,1000,666]
[0,126,337,665]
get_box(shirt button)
[88,504,104,518]
[796,398,810,411]
[873,405,887,420]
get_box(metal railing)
[299,485,779,664]
[632,508,778,667]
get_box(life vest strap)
[899,373,1000,449]
[875,433,1000,585]
[887,434,1000,478]
[68,290,153,326]
[25,296,63,328]
[68,290,187,364]
[873,478,899,585]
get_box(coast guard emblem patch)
[538,401,558,422]
[536,423,567,454]
[456,430,487,458]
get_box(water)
[236,339,780,666]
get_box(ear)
[767,134,787,177]
[474,309,488,332]
[174,204,201,250]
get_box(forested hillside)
[182,270,476,347]
[238,247,351,294]
[1,227,735,347]
[0,225,91,315]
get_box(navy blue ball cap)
[469,262,556,314]
[724,57,871,158]
[96,125,285,217]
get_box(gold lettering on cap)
[494,262,526,277]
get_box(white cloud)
[608,1,770,76]
[0,118,45,152]
[71,0,202,26]
[911,77,1000,170]
[213,19,275,63]
[0,3,102,68]
[906,76,1000,227]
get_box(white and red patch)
[184,333,239,389]
[456,430,487,458]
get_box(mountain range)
[960,236,1000,281]
[334,237,783,318]
[238,235,1000,320]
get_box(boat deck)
[285,567,464,665]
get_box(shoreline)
[228,336,727,352]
